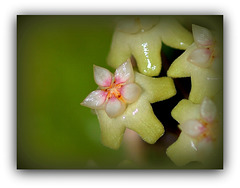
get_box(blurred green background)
[17,15,223,169]
[17,16,130,169]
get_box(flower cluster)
[80,16,222,167]
[81,59,176,149]
[167,24,222,103]
[166,24,223,167]
[166,96,222,167]
[107,16,193,76]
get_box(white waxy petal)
[114,59,134,84]
[192,24,213,46]
[93,65,113,88]
[105,97,126,118]
[200,97,217,123]
[121,83,141,103]
[180,120,206,138]
[188,48,212,68]
[81,90,107,109]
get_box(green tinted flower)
[107,16,193,76]
[166,95,222,167]
[167,24,222,103]
[81,59,176,149]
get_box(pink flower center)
[102,79,125,102]
[197,119,217,142]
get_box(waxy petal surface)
[188,48,212,68]
[131,37,162,76]
[96,109,126,149]
[123,95,165,144]
[108,16,193,76]
[167,43,197,78]
[180,119,206,137]
[135,72,176,103]
[81,90,107,109]
[81,60,177,150]
[121,83,141,103]
[114,59,134,84]
[105,97,126,118]
[93,65,113,88]
[167,93,223,167]
[171,99,201,124]
[189,69,221,103]
[96,94,165,149]
[200,97,217,123]
[159,17,193,49]
[192,24,213,46]
[167,24,222,104]
[167,43,221,103]
[167,130,221,167]
[166,132,198,166]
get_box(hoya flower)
[81,59,141,118]
[81,59,176,149]
[166,96,223,167]
[167,24,222,103]
[107,16,193,76]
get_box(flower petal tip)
[114,59,134,84]
[192,24,213,46]
[80,90,107,109]
[93,65,113,88]
[105,97,126,118]
[200,97,217,123]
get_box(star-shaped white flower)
[166,96,223,167]
[81,59,141,118]
[81,59,176,149]
[167,24,223,103]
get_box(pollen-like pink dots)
[81,59,141,118]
